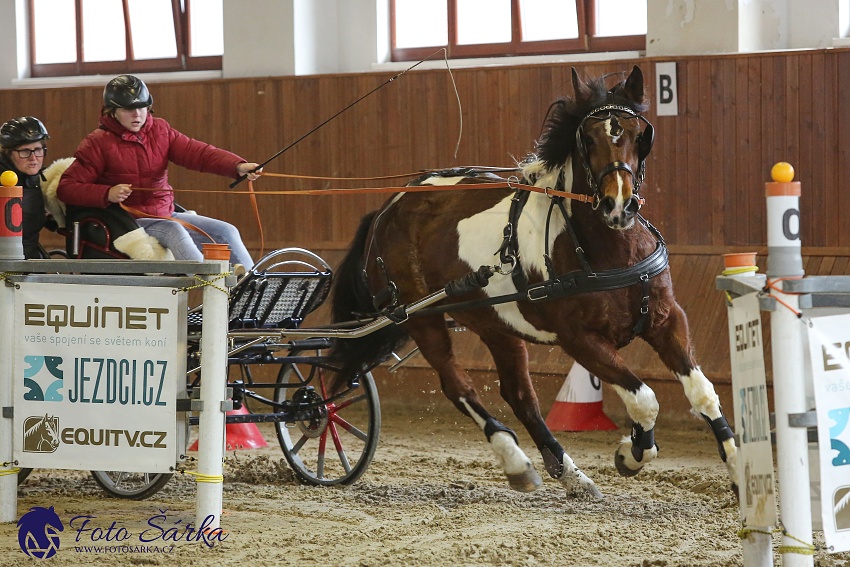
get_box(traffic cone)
[545,362,618,431]
[188,404,267,451]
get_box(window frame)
[28,0,222,78]
[390,0,645,62]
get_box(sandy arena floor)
[2,398,849,566]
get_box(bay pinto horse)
[330,65,737,498]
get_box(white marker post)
[0,279,17,523]
[766,163,813,567]
[195,244,231,530]
[0,178,23,522]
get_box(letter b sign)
[655,62,678,116]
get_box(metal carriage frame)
[15,246,405,499]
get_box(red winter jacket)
[57,115,246,217]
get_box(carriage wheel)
[274,355,380,486]
[90,470,173,500]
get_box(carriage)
[15,65,739,502]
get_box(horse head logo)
[17,506,64,559]
[23,414,60,453]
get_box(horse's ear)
[571,67,593,104]
[623,65,647,105]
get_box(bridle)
[574,104,654,210]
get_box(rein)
[119,203,217,243]
[144,176,608,203]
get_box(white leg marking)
[611,384,660,470]
[490,431,533,476]
[459,397,531,475]
[611,383,658,431]
[558,453,603,499]
[677,366,721,419]
[459,397,542,491]
[678,367,738,482]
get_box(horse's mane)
[23,420,41,441]
[528,71,650,172]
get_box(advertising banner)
[728,292,777,526]
[12,282,186,472]
[806,314,850,553]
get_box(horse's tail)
[329,211,410,389]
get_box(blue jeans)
[136,212,254,268]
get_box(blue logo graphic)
[829,407,850,467]
[17,506,64,559]
[23,355,64,402]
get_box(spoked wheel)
[274,354,380,486]
[90,470,173,500]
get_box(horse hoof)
[614,451,642,477]
[507,467,543,492]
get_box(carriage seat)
[186,248,333,331]
[42,157,174,260]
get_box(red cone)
[546,363,618,431]
[188,404,267,451]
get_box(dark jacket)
[57,115,246,218]
[0,153,45,259]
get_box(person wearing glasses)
[57,75,261,267]
[0,116,51,259]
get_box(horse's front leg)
[406,317,542,492]
[642,301,738,493]
[563,336,661,478]
[476,331,602,499]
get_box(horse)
[329,65,738,498]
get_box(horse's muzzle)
[599,195,641,229]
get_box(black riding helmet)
[103,75,153,110]
[0,116,49,150]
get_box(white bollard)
[0,280,17,522]
[195,245,231,531]
[766,162,814,567]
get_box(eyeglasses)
[13,147,46,159]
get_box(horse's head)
[41,414,58,442]
[536,65,654,230]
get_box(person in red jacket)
[57,74,260,267]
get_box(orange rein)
[127,171,621,256]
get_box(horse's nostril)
[599,196,615,215]
[624,196,641,216]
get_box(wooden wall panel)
[4,48,850,386]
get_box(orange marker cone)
[188,404,267,451]
[545,362,618,431]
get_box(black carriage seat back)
[187,248,333,331]
[63,204,137,259]
[61,203,188,260]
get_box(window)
[391,0,646,61]
[29,0,223,78]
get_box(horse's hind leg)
[643,303,738,491]
[476,331,603,499]
[405,316,542,492]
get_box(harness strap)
[554,197,594,275]
[496,189,530,292]
[525,241,668,302]
[410,240,668,318]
